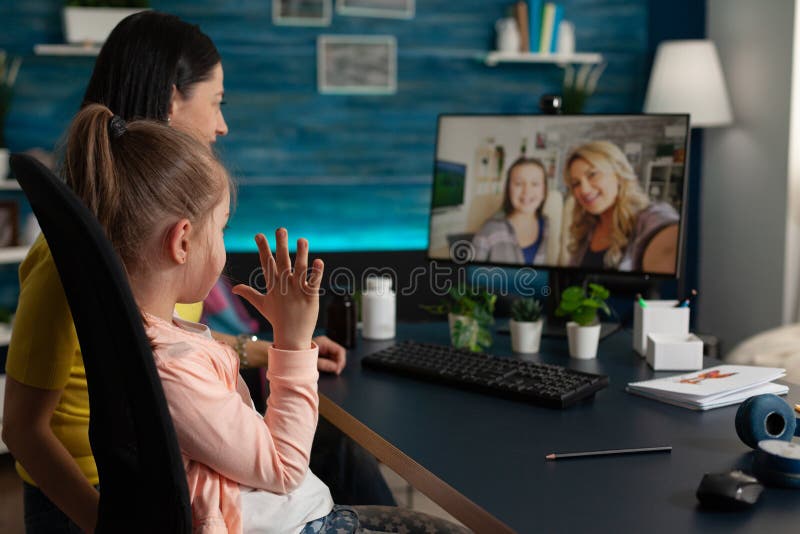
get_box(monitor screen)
[427,114,690,277]
[431,160,467,209]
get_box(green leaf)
[559,299,580,312]
[580,299,601,309]
[562,286,584,302]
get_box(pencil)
[545,446,672,460]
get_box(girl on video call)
[472,157,550,264]
[563,140,679,273]
[59,104,466,533]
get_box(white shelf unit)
[0,246,26,351]
[483,51,603,67]
[0,374,7,454]
[34,43,102,56]
[0,180,21,190]
[0,246,30,264]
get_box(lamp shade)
[644,40,733,127]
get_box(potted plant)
[63,1,150,45]
[509,298,544,353]
[555,283,610,359]
[0,51,21,180]
[422,286,496,352]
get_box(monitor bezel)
[426,112,692,281]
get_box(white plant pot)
[448,313,478,349]
[566,321,601,359]
[0,148,8,181]
[62,7,148,44]
[509,319,543,353]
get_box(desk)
[318,323,800,533]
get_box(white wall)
[700,0,796,351]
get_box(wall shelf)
[0,325,10,346]
[34,43,101,56]
[0,374,7,454]
[483,51,603,67]
[0,180,21,190]
[0,246,30,264]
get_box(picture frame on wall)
[336,0,415,19]
[273,0,332,27]
[0,200,19,247]
[317,35,397,95]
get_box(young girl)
[472,157,550,265]
[63,105,466,534]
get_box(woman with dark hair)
[472,157,550,265]
[2,11,391,533]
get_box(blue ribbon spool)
[753,440,800,488]
[735,394,798,449]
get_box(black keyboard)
[361,341,609,408]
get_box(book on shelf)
[515,1,530,52]
[539,3,555,54]
[626,365,788,411]
[527,0,543,52]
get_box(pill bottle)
[361,276,395,340]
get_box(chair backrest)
[10,154,192,533]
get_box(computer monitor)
[431,160,467,209]
[427,114,691,279]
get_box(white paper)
[627,365,785,401]
[626,381,789,411]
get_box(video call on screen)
[428,114,690,277]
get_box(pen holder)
[646,333,703,371]
[633,300,690,356]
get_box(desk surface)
[318,323,800,533]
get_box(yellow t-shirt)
[5,234,203,486]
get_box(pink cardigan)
[146,314,320,533]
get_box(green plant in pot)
[555,283,610,359]
[0,51,21,180]
[509,298,544,353]
[422,286,496,352]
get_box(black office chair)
[10,154,192,533]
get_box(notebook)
[626,365,788,410]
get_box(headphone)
[735,394,800,488]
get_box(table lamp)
[644,39,733,127]
[643,39,733,310]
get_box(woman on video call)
[563,140,679,273]
[472,157,550,264]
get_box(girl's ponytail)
[64,103,120,224]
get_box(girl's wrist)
[272,334,312,351]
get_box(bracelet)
[235,334,258,369]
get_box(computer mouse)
[696,470,764,510]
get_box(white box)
[646,333,704,371]
[633,300,690,356]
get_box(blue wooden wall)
[0,0,649,254]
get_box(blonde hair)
[63,103,231,273]
[564,141,649,267]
